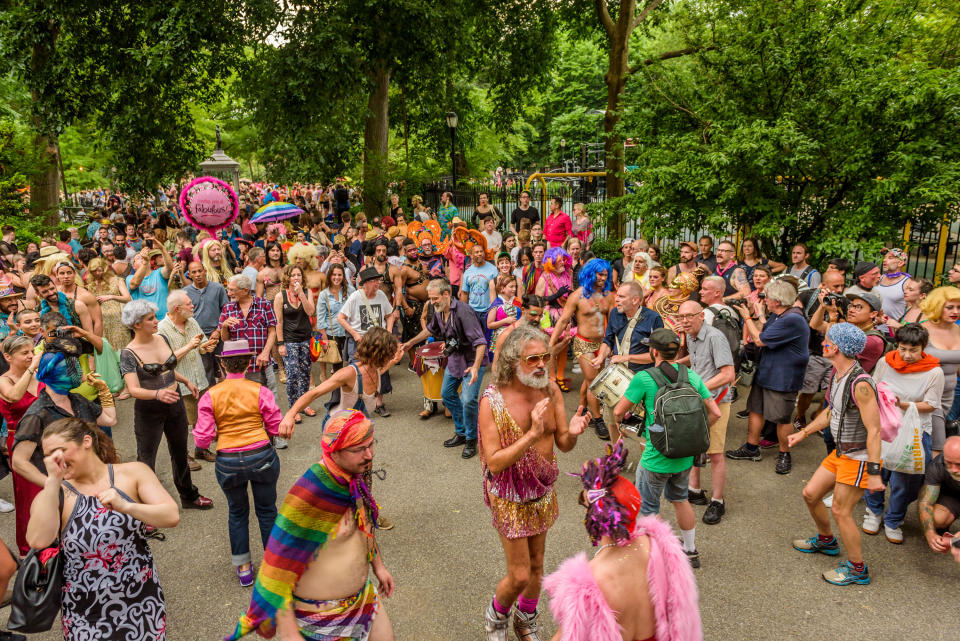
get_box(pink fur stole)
[543,515,702,641]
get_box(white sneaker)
[572,363,582,374]
[274,437,289,450]
[0,498,13,513]
[884,525,904,544]
[861,511,881,535]
[822,493,833,508]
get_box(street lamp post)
[446,111,458,190]
[560,138,566,169]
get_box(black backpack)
[864,329,896,356]
[644,363,711,459]
[707,305,742,372]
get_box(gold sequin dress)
[479,386,559,539]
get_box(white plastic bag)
[882,403,925,474]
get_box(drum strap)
[617,308,644,357]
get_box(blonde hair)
[286,242,318,271]
[920,286,960,323]
[201,240,233,284]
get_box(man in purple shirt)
[402,278,487,459]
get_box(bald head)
[822,269,845,294]
[945,435,960,460]
[677,299,704,335]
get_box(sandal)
[295,414,303,424]
[303,407,317,417]
[419,408,434,420]
[556,378,571,393]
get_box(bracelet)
[866,462,882,476]
[155,390,159,400]
[276,341,285,346]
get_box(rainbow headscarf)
[322,409,374,455]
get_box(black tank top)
[281,291,313,342]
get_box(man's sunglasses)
[524,352,552,366]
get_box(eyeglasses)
[848,303,866,311]
[523,352,552,366]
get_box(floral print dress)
[60,466,166,640]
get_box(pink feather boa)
[543,515,702,641]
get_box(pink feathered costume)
[543,515,702,641]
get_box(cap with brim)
[147,249,163,259]
[620,238,633,248]
[220,339,254,358]
[53,261,75,272]
[650,327,680,351]
[844,291,882,312]
[680,241,697,252]
[451,216,465,226]
[358,267,381,285]
[39,246,60,259]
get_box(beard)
[376,255,387,263]
[517,367,549,389]
[949,469,960,483]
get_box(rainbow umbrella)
[250,201,304,223]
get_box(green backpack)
[645,363,710,459]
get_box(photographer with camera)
[796,268,848,436]
[401,279,488,459]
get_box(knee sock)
[516,595,538,614]
[492,596,511,617]
[680,527,696,553]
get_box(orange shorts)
[820,452,870,489]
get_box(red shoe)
[183,495,214,510]
[758,439,779,449]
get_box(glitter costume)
[479,386,560,539]
[572,333,603,359]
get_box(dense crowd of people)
[0,181,957,640]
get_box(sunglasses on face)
[523,352,552,366]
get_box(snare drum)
[589,364,636,408]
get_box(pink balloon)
[179,176,239,233]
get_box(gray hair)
[2,334,34,356]
[765,280,798,307]
[166,289,190,311]
[493,324,549,387]
[121,299,159,328]
[426,279,452,295]
[228,274,252,291]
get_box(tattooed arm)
[919,484,950,553]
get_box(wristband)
[276,341,285,346]
[866,462,882,476]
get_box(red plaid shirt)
[218,296,278,372]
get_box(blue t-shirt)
[461,262,498,314]
[756,308,810,392]
[127,269,170,320]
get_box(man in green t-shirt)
[613,328,721,568]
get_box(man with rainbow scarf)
[227,409,395,641]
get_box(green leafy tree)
[0,1,269,225]
[598,0,960,258]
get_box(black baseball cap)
[650,328,681,351]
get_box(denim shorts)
[637,466,691,516]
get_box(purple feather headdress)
[569,440,636,545]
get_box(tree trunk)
[29,133,60,229]
[362,64,391,221]
[29,23,61,229]
[598,0,638,238]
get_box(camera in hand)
[442,338,460,357]
[824,292,848,309]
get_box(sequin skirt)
[486,487,559,539]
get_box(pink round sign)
[179,176,239,232]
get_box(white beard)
[517,368,549,389]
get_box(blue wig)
[579,258,613,299]
[37,351,83,395]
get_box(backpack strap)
[645,366,670,388]
[800,265,814,285]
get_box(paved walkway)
[1,367,956,640]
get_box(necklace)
[593,542,617,557]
